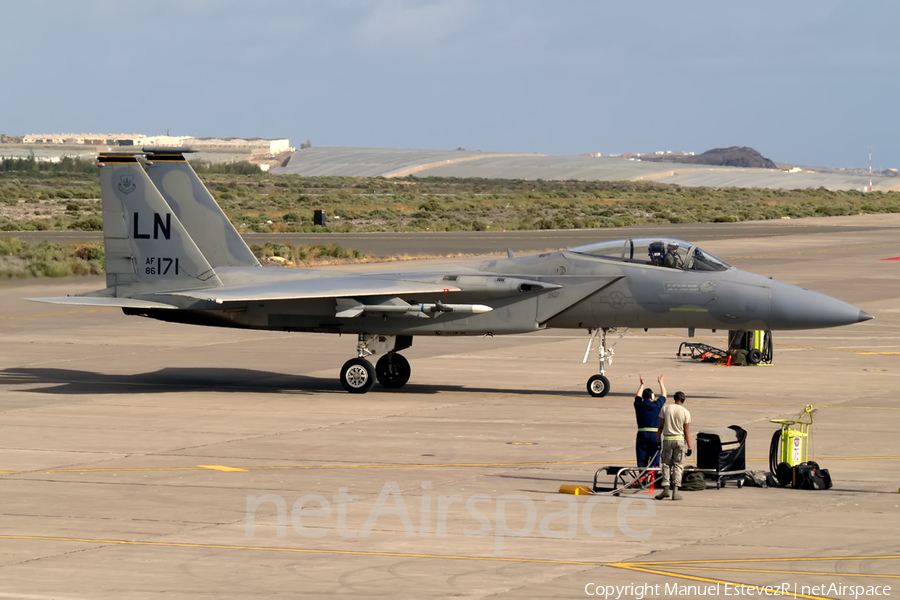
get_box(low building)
[22,133,292,154]
[181,137,293,154]
[22,133,190,146]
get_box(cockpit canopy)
[567,238,731,272]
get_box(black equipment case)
[696,425,747,488]
[792,461,833,490]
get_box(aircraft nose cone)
[768,281,869,330]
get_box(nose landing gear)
[583,327,628,398]
[587,373,610,398]
[339,334,413,393]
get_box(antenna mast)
[869,147,873,192]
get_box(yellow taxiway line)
[0,460,630,476]
[666,565,900,579]
[437,389,900,410]
[634,330,900,357]
[2,534,894,600]
[2,455,898,476]
[0,534,611,567]
[639,554,900,565]
[611,563,832,600]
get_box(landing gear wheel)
[587,374,610,398]
[375,353,411,389]
[747,348,762,365]
[340,358,375,394]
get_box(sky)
[2,0,898,168]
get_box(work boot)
[671,486,683,501]
[655,488,670,500]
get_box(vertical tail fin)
[144,148,260,268]
[98,153,221,295]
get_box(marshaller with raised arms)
[29,148,873,396]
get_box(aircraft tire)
[341,358,375,394]
[375,353,411,389]
[587,374,610,398]
[747,349,763,365]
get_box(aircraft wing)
[27,297,178,309]
[167,277,463,302]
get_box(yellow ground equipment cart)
[769,405,826,487]
[678,330,773,366]
[729,330,774,365]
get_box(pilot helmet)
[667,242,679,252]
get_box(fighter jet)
[29,148,872,396]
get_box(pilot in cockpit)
[663,243,683,269]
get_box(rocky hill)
[642,146,777,169]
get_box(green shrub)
[0,237,104,278]
[69,215,104,230]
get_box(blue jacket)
[634,396,666,429]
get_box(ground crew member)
[634,374,666,468]
[656,391,692,501]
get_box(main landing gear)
[339,334,412,394]
[375,353,411,389]
[583,327,628,398]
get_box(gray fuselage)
[126,248,868,336]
